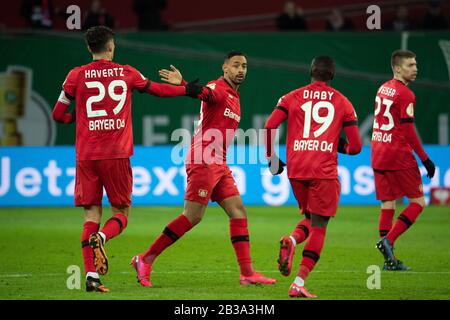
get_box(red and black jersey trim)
[401,118,414,123]
[64,91,75,101]
[139,80,151,93]
[276,106,288,116]
[343,120,358,127]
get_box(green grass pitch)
[0,205,449,300]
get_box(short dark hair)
[225,50,247,61]
[391,50,416,68]
[85,26,114,54]
[310,56,335,81]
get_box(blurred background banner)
[0,31,449,146]
[0,145,448,207]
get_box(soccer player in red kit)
[372,50,435,271]
[130,51,276,287]
[52,26,200,292]
[264,56,362,298]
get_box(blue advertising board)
[0,146,448,207]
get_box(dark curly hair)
[310,56,335,81]
[85,26,114,54]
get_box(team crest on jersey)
[406,103,414,117]
[198,189,208,198]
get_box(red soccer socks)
[298,226,326,280]
[230,218,253,276]
[291,218,310,244]
[379,209,395,238]
[100,213,128,242]
[386,203,423,246]
[142,214,193,264]
[81,221,100,274]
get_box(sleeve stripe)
[401,118,414,123]
[64,91,75,101]
[343,120,358,127]
[276,106,288,116]
[139,80,151,93]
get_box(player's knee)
[184,211,203,226]
[111,206,129,217]
[84,205,102,223]
[190,215,203,226]
[231,204,247,219]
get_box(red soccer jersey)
[62,59,149,160]
[187,77,240,164]
[371,79,418,170]
[277,81,357,179]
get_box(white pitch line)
[1,270,450,278]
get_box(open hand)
[159,65,183,85]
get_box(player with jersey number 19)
[52,26,202,293]
[264,56,362,298]
[372,50,435,271]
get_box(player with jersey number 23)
[372,50,435,271]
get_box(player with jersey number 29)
[264,56,362,298]
[52,26,202,292]
[372,50,435,271]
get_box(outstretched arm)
[159,65,223,103]
[145,81,186,97]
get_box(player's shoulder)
[397,83,415,100]
[205,77,223,91]
[326,85,352,105]
[276,87,300,106]
[285,85,307,98]
[66,65,84,77]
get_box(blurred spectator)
[133,0,169,31]
[388,6,415,31]
[21,0,55,29]
[423,1,448,30]
[276,1,307,31]
[326,9,354,31]
[82,0,116,30]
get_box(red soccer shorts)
[184,164,240,205]
[374,166,423,201]
[75,158,132,207]
[289,178,341,217]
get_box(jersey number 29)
[85,80,127,118]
